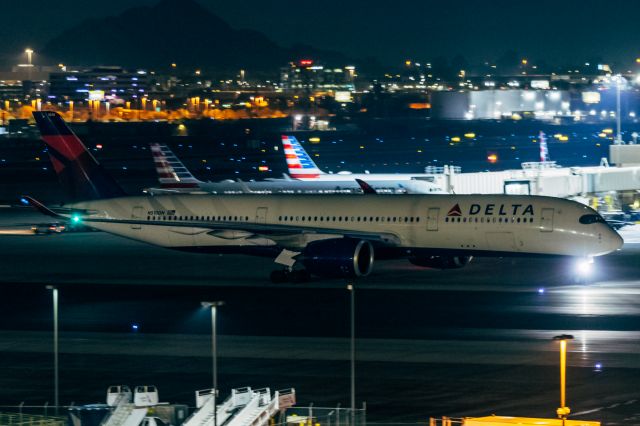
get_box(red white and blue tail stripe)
[281,135,324,180]
[150,143,201,189]
[539,131,549,162]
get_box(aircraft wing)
[21,196,97,218]
[84,216,401,245]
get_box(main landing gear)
[270,268,311,283]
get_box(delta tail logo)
[447,204,462,217]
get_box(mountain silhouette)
[43,0,341,73]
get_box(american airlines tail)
[150,143,201,189]
[33,111,126,201]
[281,135,325,179]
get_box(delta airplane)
[148,143,443,195]
[26,112,622,283]
[282,135,446,183]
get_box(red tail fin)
[33,112,126,201]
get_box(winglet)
[355,179,377,194]
[235,179,253,193]
[20,196,63,218]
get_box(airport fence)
[0,412,65,426]
[280,405,366,426]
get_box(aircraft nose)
[605,226,624,252]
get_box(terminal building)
[280,60,356,92]
[430,89,572,120]
[48,67,154,101]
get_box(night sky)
[2,0,640,67]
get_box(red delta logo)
[447,204,462,217]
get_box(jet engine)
[301,239,374,279]
[409,255,472,269]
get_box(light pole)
[202,301,224,426]
[347,283,355,425]
[25,49,33,66]
[553,334,574,426]
[46,285,59,415]
[615,75,623,145]
[25,49,34,81]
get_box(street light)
[201,301,224,426]
[25,48,34,65]
[25,49,34,81]
[347,283,355,425]
[614,75,623,145]
[553,334,574,425]
[46,285,59,415]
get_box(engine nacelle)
[301,239,374,279]
[409,255,472,269]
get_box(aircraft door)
[255,207,268,224]
[131,206,144,230]
[540,208,554,232]
[427,207,439,231]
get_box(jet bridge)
[429,161,640,201]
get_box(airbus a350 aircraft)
[27,112,622,282]
[148,143,443,195]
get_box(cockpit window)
[579,214,606,225]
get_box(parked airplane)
[148,143,443,195]
[282,135,446,184]
[28,112,622,282]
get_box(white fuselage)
[157,178,443,195]
[68,194,622,258]
[296,173,439,182]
